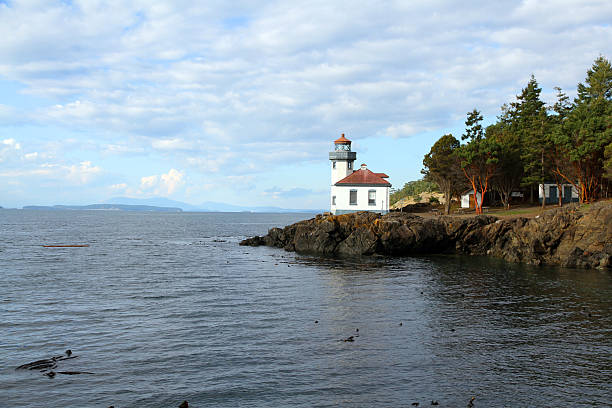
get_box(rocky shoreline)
[240,201,612,269]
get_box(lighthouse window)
[332,195,336,205]
[332,161,336,169]
[368,190,376,206]
[350,190,357,205]
[348,162,352,170]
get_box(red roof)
[334,134,351,144]
[374,173,389,178]
[336,168,391,186]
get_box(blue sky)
[1,0,611,209]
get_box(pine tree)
[487,121,522,209]
[512,75,549,206]
[553,56,612,202]
[422,134,464,215]
[458,109,500,214]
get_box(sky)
[1,0,611,209]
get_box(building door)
[549,186,557,204]
[563,186,572,203]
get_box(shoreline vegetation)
[392,56,612,215]
[241,200,611,270]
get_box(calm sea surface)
[1,210,611,407]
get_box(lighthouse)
[329,134,391,215]
[329,134,356,185]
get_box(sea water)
[1,210,611,407]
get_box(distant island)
[18,198,322,213]
[104,197,321,213]
[22,204,182,212]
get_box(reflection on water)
[0,210,610,407]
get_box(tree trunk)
[499,190,510,210]
[541,150,546,209]
[444,190,451,215]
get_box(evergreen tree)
[511,75,549,206]
[422,134,463,215]
[604,142,612,196]
[606,142,612,176]
[547,87,575,206]
[577,56,612,102]
[486,122,522,209]
[458,109,500,214]
[553,56,612,202]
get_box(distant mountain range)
[22,204,182,212]
[19,197,321,213]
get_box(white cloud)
[151,138,193,150]
[67,161,102,184]
[0,158,102,185]
[0,1,611,206]
[110,183,128,191]
[0,138,22,162]
[384,123,431,139]
[2,138,21,149]
[139,168,185,196]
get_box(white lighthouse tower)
[329,134,356,185]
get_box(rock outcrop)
[240,201,612,269]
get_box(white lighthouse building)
[329,134,391,215]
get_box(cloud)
[3,1,609,144]
[67,161,102,184]
[2,137,20,148]
[0,1,611,206]
[0,159,102,185]
[0,138,21,161]
[384,123,433,139]
[151,138,193,151]
[110,183,128,191]
[139,168,185,196]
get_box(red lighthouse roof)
[334,134,351,144]
[335,165,391,186]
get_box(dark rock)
[392,202,434,213]
[240,202,612,269]
[179,401,189,408]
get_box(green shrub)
[390,179,439,205]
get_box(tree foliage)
[389,179,439,205]
[458,109,499,214]
[422,134,463,214]
[417,56,612,210]
[604,141,612,179]
[486,122,522,209]
[552,56,612,202]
